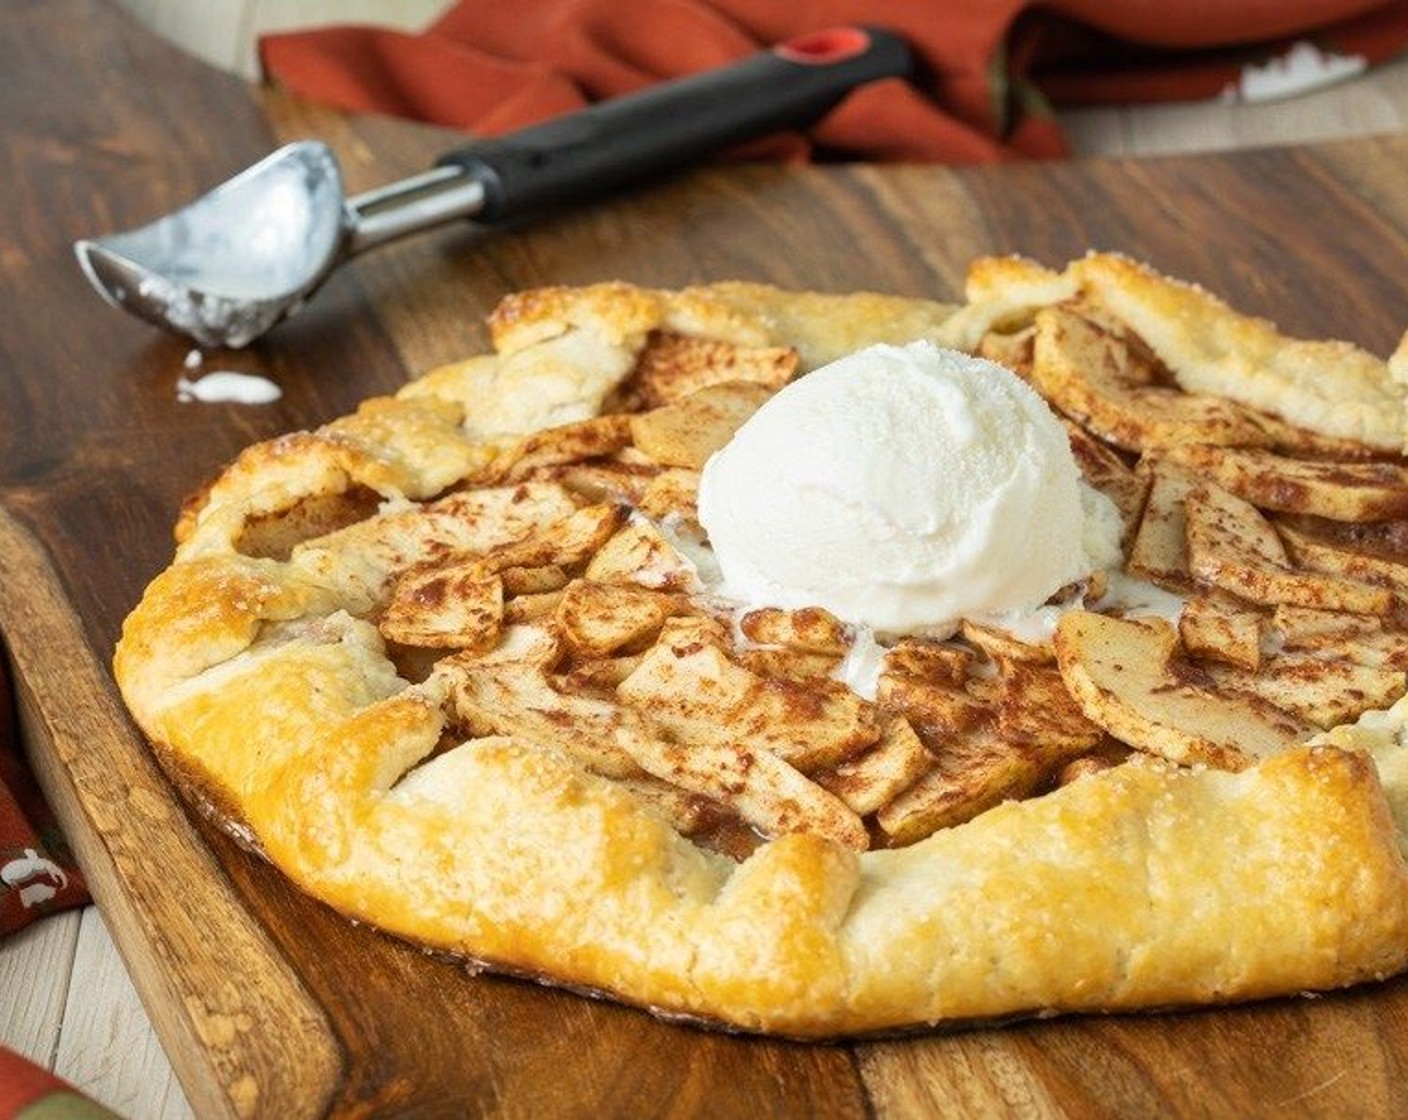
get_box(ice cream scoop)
[697,341,1111,634]
[74,28,911,348]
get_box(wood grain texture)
[0,505,341,1120]
[9,2,1408,1116]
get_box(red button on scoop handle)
[776,28,873,65]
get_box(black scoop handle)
[437,26,912,223]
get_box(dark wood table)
[7,2,1408,1116]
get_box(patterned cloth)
[259,0,1408,163]
[0,660,87,936]
[1,658,101,1115]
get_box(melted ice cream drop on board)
[176,349,282,404]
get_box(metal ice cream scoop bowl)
[75,27,910,349]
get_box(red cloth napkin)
[1,655,100,1117]
[2,657,106,1117]
[260,0,1408,163]
[0,659,88,936]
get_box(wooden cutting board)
[8,2,1408,1116]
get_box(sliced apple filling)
[255,258,1408,859]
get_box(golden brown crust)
[116,593,1408,1034]
[115,268,1408,1037]
[1070,253,1408,451]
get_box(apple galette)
[115,256,1408,1036]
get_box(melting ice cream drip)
[176,348,282,404]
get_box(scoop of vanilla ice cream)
[697,341,1103,635]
